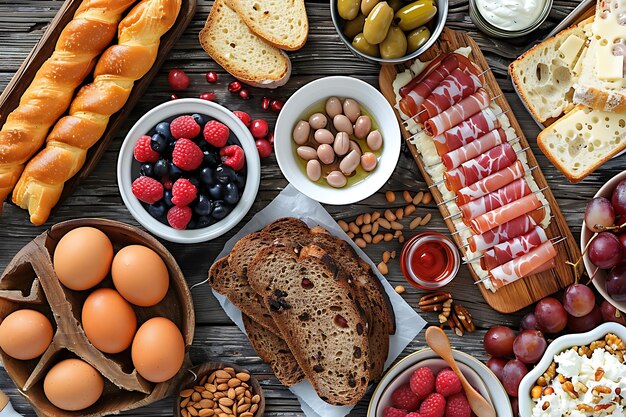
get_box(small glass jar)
[469,0,553,39]
[401,232,460,290]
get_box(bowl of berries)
[117,98,260,243]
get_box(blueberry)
[194,194,214,216]
[155,121,172,139]
[196,215,212,228]
[198,140,209,152]
[216,165,237,184]
[192,113,209,127]
[154,159,169,177]
[203,150,220,167]
[208,183,224,200]
[147,201,167,219]
[169,163,183,180]
[140,163,154,177]
[163,190,174,207]
[167,139,177,153]
[188,176,201,188]
[224,182,240,205]
[150,133,168,153]
[212,201,232,220]
[187,218,199,230]
[235,172,246,189]
[200,167,216,185]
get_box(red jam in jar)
[401,232,460,289]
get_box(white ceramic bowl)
[518,322,626,416]
[274,76,401,205]
[117,98,260,244]
[368,348,512,417]
[581,171,626,312]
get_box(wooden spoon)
[425,326,496,417]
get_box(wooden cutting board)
[379,28,582,313]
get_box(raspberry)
[410,367,435,400]
[383,406,408,417]
[391,383,420,412]
[172,138,203,171]
[133,135,159,163]
[171,178,197,206]
[203,120,230,147]
[233,111,251,127]
[220,145,245,171]
[167,205,192,230]
[170,115,200,139]
[435,369,462,397]
[444,393,471,417]
[419,393,446,417]
[407,413,423,417]
[131,176,163,204]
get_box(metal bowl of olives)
[331,0,448,64]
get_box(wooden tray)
[0,218,195,417]
[379,28,582,313]
[0,0,196,220]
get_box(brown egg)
[131,317,185,383]
[53,227,113,291]
[111,245,169,307]
[0,309,53,360]
[82,288,137,354]
[44,359,104,411]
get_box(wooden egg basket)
[0,218,195,417]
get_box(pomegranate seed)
[270,99,284,113]
[199,92,216,101]
[162,178,173,190]
[250,119,269,139]
[170,94,179,100]
[205,71,218,83]
[168,69,190,91]
[261,97,270,111]
[255,139,272,158]
[239,88,251,100]
[266,132,274,144]
[228,81,242,93]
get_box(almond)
[228,378,241,388]
[363,213,371,224]
[382,251,391,263]
[412,191,424,205]
[377,218,391,229]
[395,208,403,220]
[349,222,359,234]
[355,214,364,226]
[391,221,403,230]
[403,190,412,202]
[395,285,405,294]
[384,209,396,222]
[371,222,379,235]
[384,233,394,242]
[420,213,432,226]
[363,233,372,243]
[361,224,372,234]
[372,234,383,243]
[422,192,432,204]
[181,389,194,398]
[355,237,366,248]
[410,216,422,230]
[371,211,381,221]
[337,220,349,232]
[385,191,395,203]
[377,262,388,275]
[215,370,231,379]
[404,204,416,216]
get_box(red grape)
[607,264,626,301]
[486,357,508,381]
[600,300,626,324]
[585,197,615,232]
[501,359,528,397]
[511,397,519,417]
[483,326,516,357]
[567,305,602,333]
[563,284,596,317]
[611,179,626,215]
[168,69,190,91]
[513,330,547,364]
[617,233,626,258]
[535,297,567,333]
[589,232,623,269]
[520,313,538,330]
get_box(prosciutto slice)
[400,53,455,97]
[456,161,526,205]
[459,178,531,223]
[419,69,482,125]
[442,128,507,170]
[467,213,537,252]
[424,89,491,136]
[470,193,542,234]
[489,241,557,289]
[433,108,499,156]
[480,227,548,270]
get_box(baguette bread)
[223,0,308,51]
[537,105,626,182]
[198,0,291,89]
[11,0,182,225]
[0,0,137,208]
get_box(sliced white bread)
[224,0,308,51]
[199,0,291,88]
[537,105,626,183]
[509,23,588,123]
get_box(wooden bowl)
[173,362,265,417]
[0,218,195,417]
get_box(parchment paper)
[211,184,426,417]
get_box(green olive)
[338,0,361,21]
[343,13,366,38]
[388,0,403,12]
[407,26,431,53]
[361,0,381,16]
[394,0,437,32]
[352,33,380,57]
[379,25,407,59]
[363,2,394,45]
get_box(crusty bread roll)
[12,0,182,225]
[0,0,137,208]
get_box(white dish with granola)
[518,323,626,417]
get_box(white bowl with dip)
[469,0,554,38]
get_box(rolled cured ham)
[470,193,543,234]
[457,160,527,205]
[444,143,517,193]
[459,178,531,223]
[489,241,557,289]
[467,213,537,252]
[526,258,556,276]
[433,108,499,156]
[400,53,454,97]
[480,226,548,270]
[424,89,491,136]
[442,128,507,170]
[419,69,482,124]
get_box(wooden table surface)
[0,0,622,415]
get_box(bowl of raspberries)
[117,98,260,243]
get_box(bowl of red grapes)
[117,98,260,243]
[582,171,626,312]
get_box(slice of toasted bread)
[198,0,291,88]
[242,314,305,386]
[223,0,308,51]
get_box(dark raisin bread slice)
[247,244,370,406]
[242,314,305,387]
